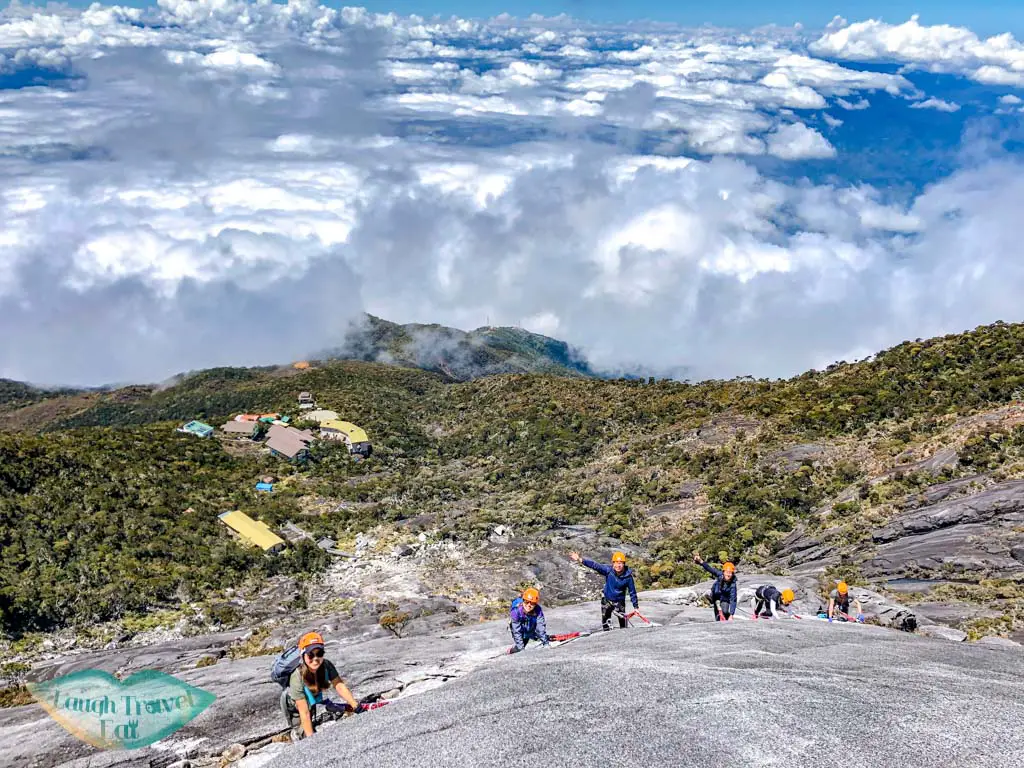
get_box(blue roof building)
[178,420,214,438]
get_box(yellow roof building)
[218,511,286,553]
[320,420,369,444]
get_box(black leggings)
[602,599,627,630]
[707,593,732,621]
[754,597,775,617]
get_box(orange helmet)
[723,562,736,576]
[298,632,325,653]
[781,589,795,605]
[611,552,627,564]
[522,588,540,604]
[837,581,849,595]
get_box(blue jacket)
[582,559,639,608]
[701,562,737,614]
[509,601,549,650]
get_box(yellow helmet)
[611,552,627,563]
[837,581,849,595]
[781,589,795,605]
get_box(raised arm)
[699,561,723,580]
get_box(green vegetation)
[228,626,281,660]
[379,608,412,638]
[0,379,82,410]
[0,380,45,407]
[0,427,328,634]
[926,580,1024,639]
[0,684,31,708]
[4,320,1024,638]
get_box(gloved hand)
[857,614,865,623]
[828,617,833,623]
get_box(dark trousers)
[280,688,317,728]
[707,593,732,621]
[602,598,626,630]
[754,597,774,618]
[508,621,541,651]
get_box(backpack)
[270,644,303,687]
[508,597,524,633]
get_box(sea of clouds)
[1,3,1023,385]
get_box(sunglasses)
[305,649,325,659]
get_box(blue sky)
[2,1,1024,385]
[43,0,1024,36]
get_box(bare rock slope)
[3,582,1017,768]
[270,620,1024,768]
[771,479,1024,581]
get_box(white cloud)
[0,4,1021,386]
[811,15,1024,86]
[910,97,961,112]
[835,96,870,110]
[999,94,1022,104]
[766,122,836,159]
[165,46,280,74]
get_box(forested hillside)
[3,321,1024,638]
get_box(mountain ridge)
[319,313,601,381]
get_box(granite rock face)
[865,480,1024,579]
[269,621,1024,768]
[0,584,1007,768]
[770,480,1024,582]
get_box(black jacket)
[700,562,737,614]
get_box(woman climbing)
[693,551,737,621]
[508,587,550,652]
[752,584,795,618]
[279,632,361,740]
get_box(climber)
[569,550,639,630]
[693,552,737,621]
[752,584,795,618]
[827,581,864,622]
[508,587,550,653]
[279,632,361,740]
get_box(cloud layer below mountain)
[1,2,1023,385]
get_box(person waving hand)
[569,550,638,630]
[693,551,738,621]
